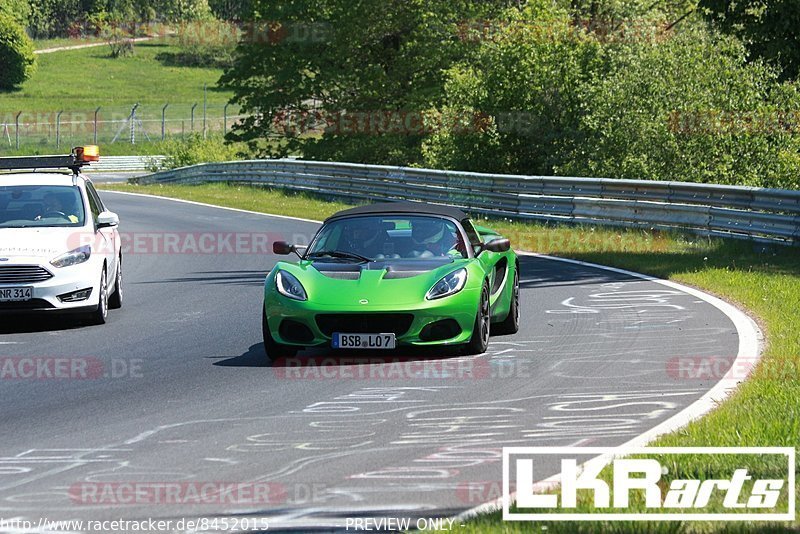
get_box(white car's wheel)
[88,268,109,325]
[109,255,123,309]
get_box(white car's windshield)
[307,215,468,261]
[0,185,85,228]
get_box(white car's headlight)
[426,268,468,300]
[276,270,307,301]
[50,246,91,268]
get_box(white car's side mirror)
[97,211,119,229]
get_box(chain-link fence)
[0,103,243,153]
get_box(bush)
[0,0,30,27]
[559,27,800,188]
[422,2,604,174]
[156,134,245,170]
[0,13,36,89]
[423,7,800,189]
[156,19,238,69]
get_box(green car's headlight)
[276,270,307,301]
[426,268,467,300]
[50,246,91,268]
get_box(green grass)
[0,139,198,157]
[0,37,233,156]
[1,37,230,112]
[98,182,800,532]
[0,133,240,158]
[101,182,353,219]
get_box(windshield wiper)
[306,250,372,263]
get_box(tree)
[0,12,36,89]
[0,0,31,27]
[422,1,605,174]
[558,27,800,188]
[700,0,800,80]
[208,0,253,21]
[220,0,510,163]
[424,8,800,188]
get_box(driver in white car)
[38,192,79,223]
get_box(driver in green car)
[342,218,389,259]
[410,218,463,258]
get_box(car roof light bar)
[0,146,100,175]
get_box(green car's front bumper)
[264,289,480,348]
[263,264,483,348]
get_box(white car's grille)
[0,265,54,284]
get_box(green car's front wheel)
[462,282,490,355]
[262,307,298,361]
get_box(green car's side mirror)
[482,238,511,253]
[273,241,296,255]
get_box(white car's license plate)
[0,287,33,302]
[333,333,396,349]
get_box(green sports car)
[262,202,520,359]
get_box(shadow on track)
[138,270,267,287]
[0,314,97,334]
[213,343,466,370]
[518,255,640,288]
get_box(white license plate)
[0,287,32,302]
[333,333,396,349]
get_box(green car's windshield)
[306,215,468,260]
[0,185,86,228]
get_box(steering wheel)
[43,211,68,219]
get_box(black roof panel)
[326,201,469,222]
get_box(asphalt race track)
[0,192,741,532]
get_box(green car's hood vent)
[312,258,453,280]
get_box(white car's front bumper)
[0,256,103,313]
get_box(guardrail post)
[191,103,197,132]
[15,111,21,150]
[93,107,101,145]
[794,215,800,246]
[55,110,63,149]
[161,103,169,141]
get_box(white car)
[0,147,122,324]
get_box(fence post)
[56,110,63,150]
[130,103,139,145]
[191,103,197,132]
[161,103,169,141]
[94,107,101,145]
[223,103,230,134]
[202,83,207,140]
[15,111,21,150]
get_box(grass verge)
[1,38,230,111]
[99,182,800,532]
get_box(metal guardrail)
[85,155,166,172]
[134,159,800,245]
